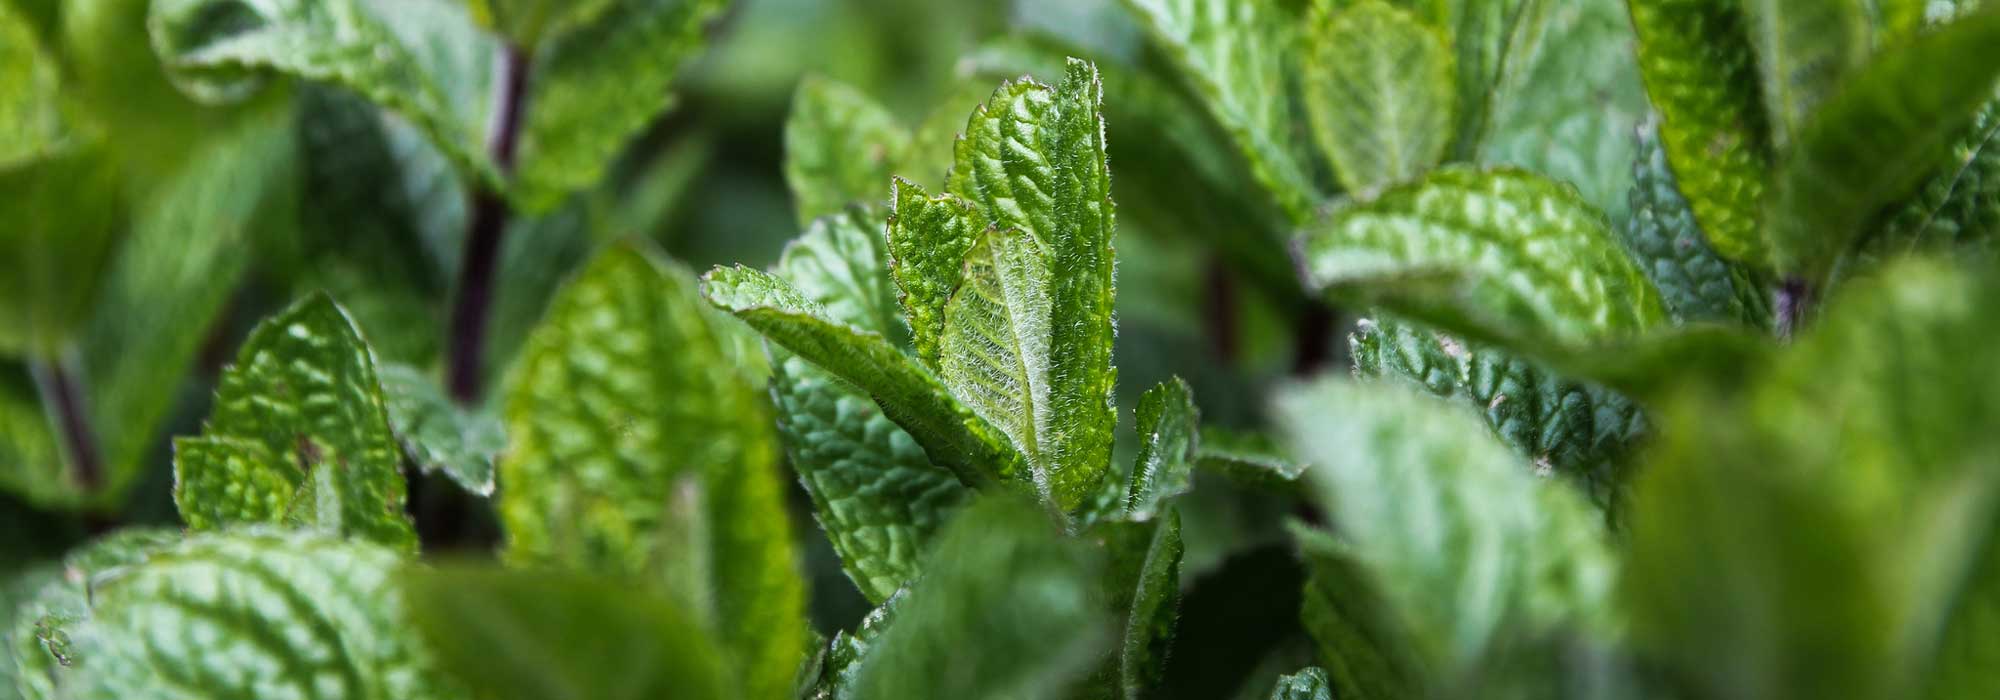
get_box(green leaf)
[1623,258,2000,699]
[465,0,616,47]
[43,530,457,700]
[1626,0,1773,263]
[173,294,415,549]
[501,244,803,700]
[1766,6,2000,277]
[1418,0,1551,160]
[798,592,902,700]
[0,150,123,360]
[1276,379,1616,689]
[1296,528,1422,699]
[80,105,297,507]
[403,564,728,700]
[376,364,500,496]
[1082,510,1184,700]
[1192,427,1306,491]
[937,228,1064,503]
[1859,93,2000,261]
[8,528,179,700]
[1125,378,1198,521]
[1742,0,1867,149]
[1301,1,1456,193]
[941,59,1120,511]
[784,76,911,227]
[703,264,1021,491]
[1268,667,1333,700]
[765,207,969,604]
[147,0,503,191]
[0,0,65,169]
[1350,318,1646,511]
[849,496,1108,700]
[1120,0,1319,221]
[887,178,988,368]
[1295,166,1669,350]
[1619,119,1771,327]
[510,0,730,211]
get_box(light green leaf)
[703,264,1021,490]
[1276,379,1616,689]
[1623,259,2000,699]
[0,0,65,169]
[1268,667,1333,700]
[1120,0,1319,221]
[501,244,803,700]
[173,294,415,549]
[785,76,910,227]
[0,150,122,361]
[766,207,969,604]
[1125,378,1198,521]
[403,565,727,700]
[849,496,1108,700]
[80,106,297,508]
[1743,0,1867,149]
[1766,6,2000,277]
[376,364,500,496]
[1415,0,1551,160]
[887,178,988,368]
[43,530,457,700]
[942,59,1119,511]
[1295,166,1668,350]
[1082,510,1184,700]
[1350,318,1646,511]
[465,0,616,47]
[1619,119,1771,327]
[1302,1,1456,193]
[9,528,178,700]
[1859,93,2000,262]
[147,0,502,191]
[510,0,729,211]
[938,228,1062,502]
[0,369,63,511]
[1626,0,1773,263]
[1481,0,1650,218]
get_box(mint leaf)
[798,592,902,700]
[509,0,729,211]
[1120,0,1318,221]
[937,228,1063,503]
[1428,0,1551,159]
[173,294,415,549]
[940,59,1119,511]
[849,496,1108,699]
[1626,0,1772,263]
[1301,0,1456,193]
[1295,530,1420,699]
[1861,94,2000,262]
[1742,0,1867,150]
[8,529,179,699]
[501,244,804,700]
[465,0,617,47]
[1295,166,1668,350]
[0,149,122,360]
[887,179,988,368]
[403,565,728,700]
[1765,6,2000,277]
[0,0,64,169]
[376,364,500,496]
[1619,119,1771,327]
[1084,510,1184,700]
[785,76,911,227]
[1276,379,1616,690]
[1268,667,1332,700]
[1350,318,1646,510]
[1193,427,1305,491]
[766,207,969,604]
[1126,378,1198,521]
[703,264,1021,490]
[48,531,456,700]
[147,0,503,191]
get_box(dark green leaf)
[1267,666,1332,700]
[1619,119,1771,327]
[376,364,500,497]
[1126,378,1198,520]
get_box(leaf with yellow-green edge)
[1295,166,1669,352]
[404,564,728,700]
[1119,0,1319,221]
[943,59,1119,512]
[1277,378,1617,695]
[887,178,988,368]
[24,530,462,700]
[1622,258,2000,699]
[1767,6,2000,278]
[1300,0,1457,193]
[766,206,969,604]
[1742,0,1867,150]
[785,76,911,227]
[501,243,803,700]
[509,0,730,211]
[703,264,1022,491]
[0,0,65,169]
[849,496,1109,700]
[1626,0,1773,264]
[147,0,503,192]
[171,294,416,550]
